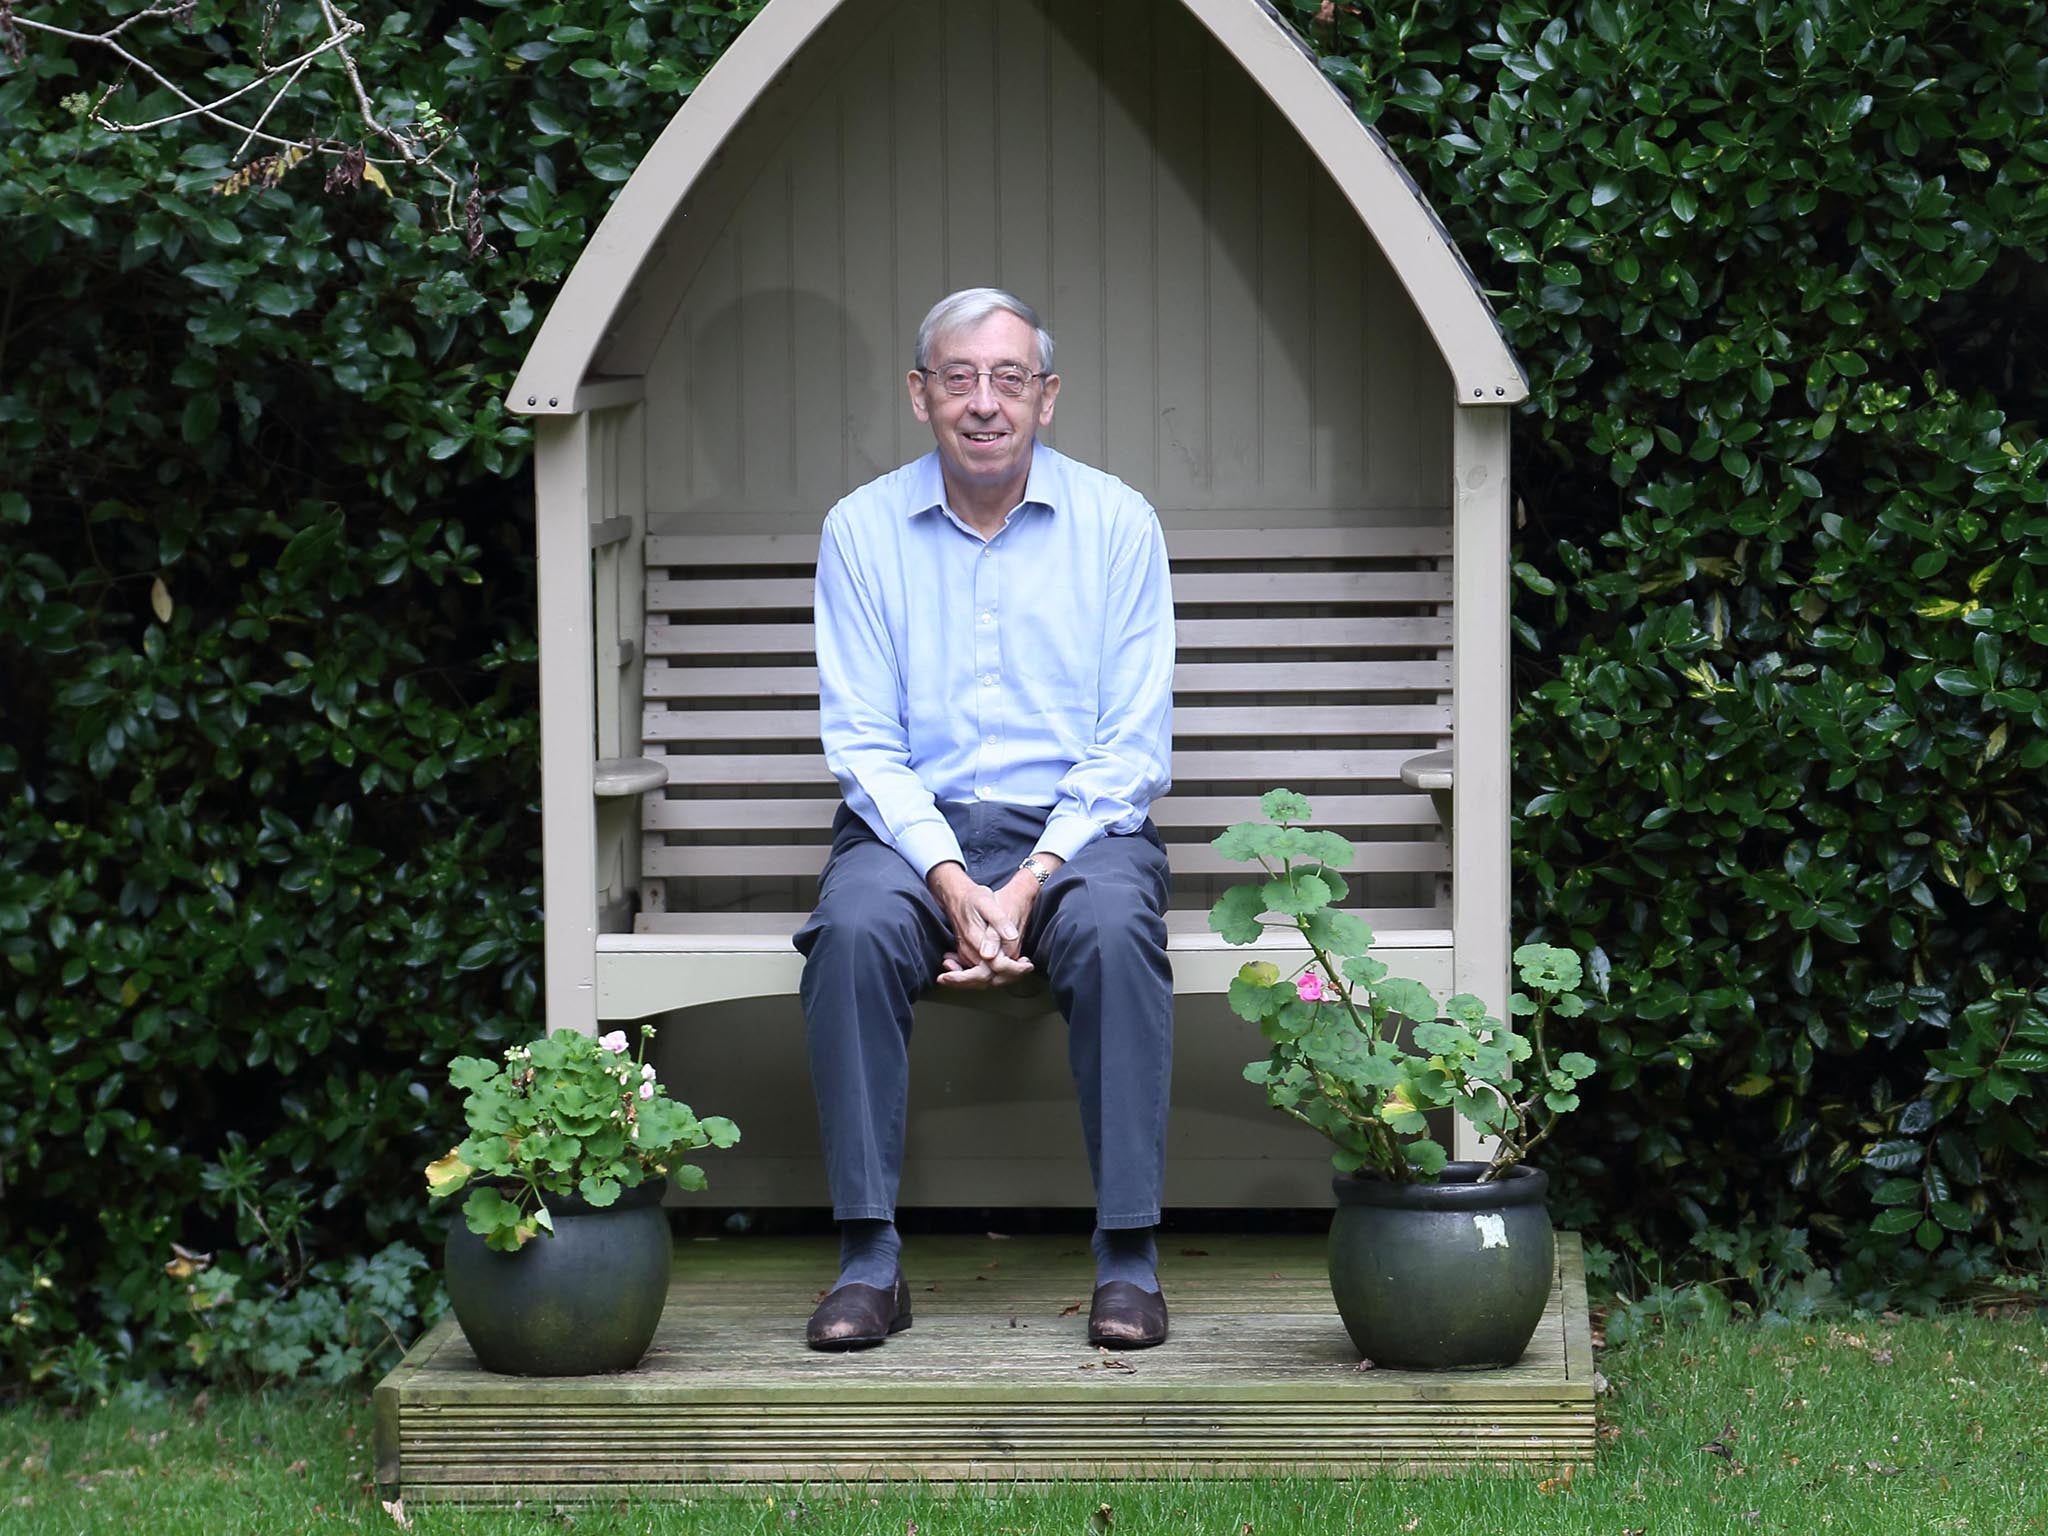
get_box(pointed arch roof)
[509,0,1526,414]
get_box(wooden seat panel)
[631,526,1453,933]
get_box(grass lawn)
[4,1310,2045,1534]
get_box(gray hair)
[914,287,1055,374]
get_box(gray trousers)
[794,801,1173,1229]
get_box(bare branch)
[19,1,477,237]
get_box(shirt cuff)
[896,817,967,880]
[1034,810,1105,865]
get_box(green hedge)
[3,0,2044,1395]
[1284,0,2048,1302]
[0,0,763,1398]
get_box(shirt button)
[980,611,993,624]
[977,786,992,799]
[985,734,997,745]
[981,674,995,687]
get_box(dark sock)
[1092,1225,1160,1293]
[835,1218,902,1292]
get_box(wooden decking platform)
[375,1232,1594,1501]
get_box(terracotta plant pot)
[1327,1161,1554,1369]
[443,1178,671,1375]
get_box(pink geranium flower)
[639,1082,655,1101]
[597,1030,628,1054]
[1296,972,1330,1003]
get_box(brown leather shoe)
[1087,1281,1169,1349]
[805,1269,912,1351]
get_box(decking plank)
[377,1234,1595,1498]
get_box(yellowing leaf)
[1731,1075,1774,1097]
[1984,723,2009,764]
[150,576,173,623]
[362,162,393,195]
[1913,599,1964,620]
[424,1148,473,1198]
[1969,560,2002,594]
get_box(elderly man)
[794,287,1177,1352]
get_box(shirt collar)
[906,443,1064,521]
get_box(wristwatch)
[1019,854,1054,887]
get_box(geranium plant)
[1212,790,1591,1184]
[424,1026,739,1251]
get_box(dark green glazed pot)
[443,1178,670,1376]
[1327,1162,1554,1370]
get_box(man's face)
[908,309,1060,501]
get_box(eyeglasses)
[916,365,1045,398]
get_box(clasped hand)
[927,864,1040,990]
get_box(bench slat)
[640,839,1448,879]
[646,569,1452,612]
[640,793,1444,832]
[641,703,1452,743]
[628,908,1451,939]
[646,615,1454,657]
[645,749,1440,787]
[644,524,1452,569]
[644,658,1453,698]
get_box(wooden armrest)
[594,757,670,798]
[1400,750,1454,793]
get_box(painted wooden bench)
[589,522,1458,1021]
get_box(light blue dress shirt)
[814,443,1176,878]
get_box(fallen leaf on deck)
[986,1231,1011,1241]
[923,1282,941,1293]
[1179,1248,1209,1257]
[1535,1464,1574,1494]
[1060,1302,1082,1317]
[382,1497,413,1529]
[1080,1355,1137,1374]
[1352,1358,1376,1372]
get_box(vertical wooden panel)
[1450,405,1510,1163]
[992,0,1051,317]
[1311,186,1367,497]
[1151,4,1210,506]
[1203,51,1260,494]
[642,0,1456,523]
[1100,2,1156,488]
[1257,108,1315,493]
[536,415,598,1037]
[1042,0,1104,467]
[790,89,846,501]
[839,16,899,489]
[942,0,1000,289]
[890,6,946,469]
[682,234,741,510]
[738,155,796,499]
